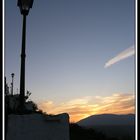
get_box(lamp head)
[11,73,15,78]
[17,0,34,15]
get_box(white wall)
[6,113,70,140]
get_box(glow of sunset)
[38,93,135,122]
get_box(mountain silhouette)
[77,114,135,126]
[77,114,135,140]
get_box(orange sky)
[38,93,135,122]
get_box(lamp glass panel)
[21,0,32,10]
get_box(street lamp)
[17,0,34,113]
[11,73,15,95]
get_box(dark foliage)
[70,123,120,140]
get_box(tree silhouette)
[70,123,121,140]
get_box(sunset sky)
[5,0,135,122]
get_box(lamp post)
[11,73,15,95]
[17,0,34,113]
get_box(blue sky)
[5,0,135,116]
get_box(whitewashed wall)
[6,113,70,140]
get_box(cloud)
[38,93,135,122]
[105,46,135,68]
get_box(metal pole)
[19,14,26,113]
[5,77,7,95]
[11,74,14,95]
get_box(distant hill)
[77,114,135,126]
[77,114,135,140]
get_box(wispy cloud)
[38,93,135,122]
[105,46,135,68]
